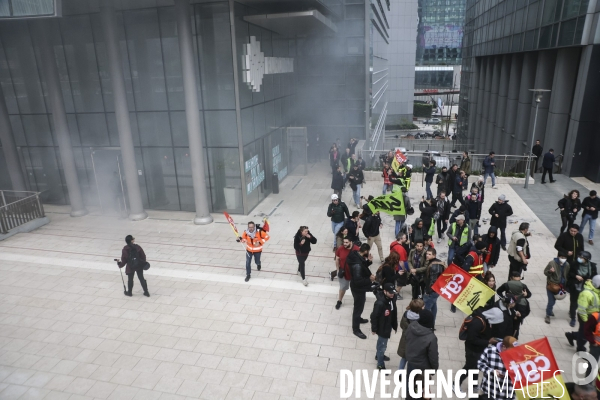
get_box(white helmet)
[331,194,339,200]
[554,291,567,300]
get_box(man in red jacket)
[335,238,359,310]
[117,235,149,297]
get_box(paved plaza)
[1,161,599,399]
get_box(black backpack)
[458,314,486,341]
[129,245,142,270]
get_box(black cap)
[580,251,592,261]
[418,309,434,329]
[383,283,398,294]
[475,242,486,251]
[125,235,134,244]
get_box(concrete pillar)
[513,52,537,155]
[0,85,26,191]
[527,50,556,149]
[545,48,579,160]
[175,0,213,225]
[32,20,87,217]
[474,58,487,151]
[493,55,511,154]
[101,4,147,221]
[466,58,480,145]
[485,57,502,152]
[503,53,523,155]
[479,59,493,152]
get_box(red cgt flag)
[262,218,270,232]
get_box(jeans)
[352,184,362,206]
[332,221,344,248]
[448,245,456,265]
[581,214,596,240]
[296,255,308,280]
[367,234,383,260]
[382,183,392,195]
[395,220,404,237]
[351,289,366,331]
[376,336,389,368]
[425,181,433,200]
[398,358,407,370]
[437,219,447,238]
[546,288,556,317]
[423,291,439,325]
[245,251,261,275]
[484,172,496,187]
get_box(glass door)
[90,149,128,217]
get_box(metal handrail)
[0,191,45,234]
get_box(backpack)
[458,315,485,340]
[129,245,142,270]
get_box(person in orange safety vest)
[461,241,487,278]
[584,311,600,368]
[240,221,270,282]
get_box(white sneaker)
[297,271,301,276]
[492,186,498,189]
[437,238,442,244]
[302,279,308,286]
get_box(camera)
[371,282,382,294]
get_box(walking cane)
[115,259,126,295]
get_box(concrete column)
[474,58,487,151]
[545,48,580,159]
[527,50,556,148]
[0,85,26,191]
[466,58,480,145]
[485,57,502,152]
[101,4,147,221]
[513,52,537,155]
[503,53,523,155]
[174,0,213,225]
[32,20,87,217]
[479,58,493,152]
[493,55,511,154]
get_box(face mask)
[577,258,585,264]
[558,258,567,264]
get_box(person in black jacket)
[349,243,375,339]
[419,197,437,236]
[532,139,543,174]
[497,272,532,339]
[327,194,350,251]
[293,226,317,287]
[465,193,482,240]
[481,226,501,272]
[489,194,513,250]
[434,191,451,244]
[363,211,384,262]
[449,205,470,225]
[566,250,597,328]
[436,166,450,197]
[348,163,365,209]
[554,224,585,264]
[471,176,485,204]
[541,149,556,184]
[558,190,582,234]
[450,170,467,208]
[117,235,149,297]
[345,211,361,244]
[580,190,600,245]
[490,293,518,339]
[331,166,344,201]
[423,160,436,200]
[370,282,398,369]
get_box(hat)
[455,215,465,221]
[482,307,504,324]
[125,235,134,244]
[407,164,413,169]
[418,309,434,329]
[503,336,518,349]
[383,283,398,294]
[331,194,338,200]
[592,276,600,289]
[475,242,486,250]
[580,251,592,261]
[503,293,517,305]
[498,194,506,201]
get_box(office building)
[458,0,600,182]
[0,0,390,216]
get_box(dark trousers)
[571,315,587,351]
[459,347,482,386]
[351,289,366,332]
[127,269,148,293]
[245,251,262,275]
[450,191,465,207]
[411,281,425,300]
[296,255,308,280]
[437,219,448,238]
[533,158,540,174]
[498,226,507,247]
[569,289,579,320]
[542,167,553,183]
[508,256,526,280]
[561,216,575,234]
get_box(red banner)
[499,337,569,399]
[395,149,407,165]
[223,212,241,238]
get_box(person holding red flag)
[240,221,270,282]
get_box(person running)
[117,235,149,297]
[327,194,350,251]
[489,194,513,250]
[241,221,270,282]
[397,299,424,369]
[349,243,375,339]
[370,282,398,370]
[450,170,467,208]
[293,226,317,287]
[581,190,600,245]
[334,237,359,310]
[558,190,582,234]
[434,191,451,244]
[544,251,569,324]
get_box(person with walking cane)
[116,235,150,297]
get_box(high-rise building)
[0,0,390,216]
[458,0,600,181]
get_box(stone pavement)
[0,161,593,399]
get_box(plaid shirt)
[477,345,515,400]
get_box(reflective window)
[77,113,110,147]
[22,115,53,146]
[141,147,180,210]
[137,111,172,147]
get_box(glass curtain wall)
[368,0,389,151]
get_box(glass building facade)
[0,0,390,215]
[416,0,466,66]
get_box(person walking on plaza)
[334,237,359,309]
[293,226,317,287]
[423,160,436,200]
[583,308,600,366]
[451,170,468,209]
[532,139,543,175]
[331,165,344,201]
[363,211,384,262]
[483,271,498,309]
[381,162,392,195]
[117,235,149,297]
[349,243,375,339]
[348,163,364,209]
[341,147,353,175]
[327,194,350,251]
[483,151,498,189]
[580,190,599,245]
[489,194,513,250]
[471,176,486,204]
[544,251,570,324]
[397,299,424,369]
[555,224,585,264]
[559,190,582,234]
[541,149,556,184]
[420,248,445,327]
[408,241,427,300]
[482,226,501,272]
[460,151,471,184]
[507,223,531,280]
[435,191,451,244]
[241,221,270,282]
[405,309,439,397]
[477,336,518,400]
[448,164,459,199]
[370,282,398,370]
[447,214,472,266]
[436,166,451,197]
[566,251,597,328]
[329,144,339,174]
[390,233,409,299]
[497,271,532,339]
[466,192,482,239]
[344,211,361,244]
[566,273,600,352]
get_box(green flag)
[367,190,406,216]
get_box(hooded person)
[117,235,149,297]
[490,293,519,339]
[405,309,439,398]
[397,299,424,369]
[419,197,437,238]
[410,218,427,245]
[370,282,399,369]
[436,167,450,196]
[481,226,501,272]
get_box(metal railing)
[0,191,45,234]
[381,137,476,153]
